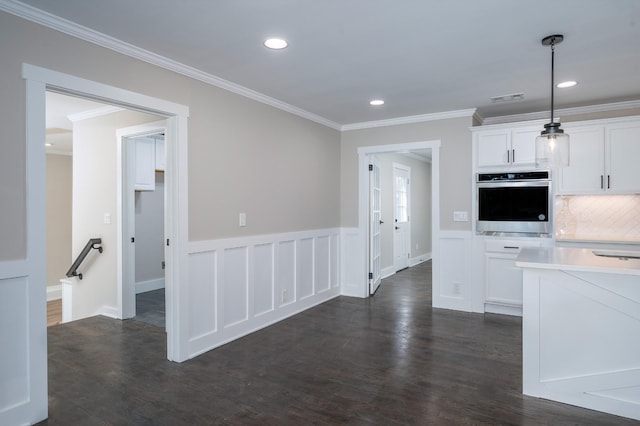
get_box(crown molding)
[0,0,342,130]
[67,105,124,122]
[481,100,640,126]
[341,108,477,131]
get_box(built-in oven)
[476,171,552,236]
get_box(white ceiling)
[19,0,640,127]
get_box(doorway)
[358,141,440,299]
[393,163,411,272]
[118,126,168,328]
[24,64,190,366]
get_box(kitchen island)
[516,247,640,421]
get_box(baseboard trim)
[47,284,62,301]
[410,252,432,267]
[381,266,395,280]
[136,278,165,294]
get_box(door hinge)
[368,272,373,280]
[166,238,170,246]
[368,164,373,171]
[131,237,135,243]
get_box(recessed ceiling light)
[264,38,288,49]
[557,80,577,88]
[370,100,384,106]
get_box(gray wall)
[378,154,431,270]
[0,11,341,262]
[340,116,474,231]
[45,154,72,286]
[135,172,165,284]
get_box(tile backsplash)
[555,194,640,241]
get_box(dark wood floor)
[134,288,165,328]
[40,261,635,425]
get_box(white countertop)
[556,235,640,246]
[516,247,640,276]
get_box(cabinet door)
[607,123,640,193]
[511,129,538,166]
[134,136,155,191]
[485,253,522,306]
[477,131,510,167]
[557,127,604,194]
[155,137,166,171]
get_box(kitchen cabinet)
[154,136,165,171]
[476,127,539,168]
[558,120,640,194]
[483,238,545,315]
[134,136,155,191]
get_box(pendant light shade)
[535,34,570,167]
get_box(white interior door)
[393,164,411,271]
[369,155,382,295]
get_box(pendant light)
[535,34,570,167]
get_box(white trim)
[136,278,165,294]
[67,105,124,122]
[186,228,340,358]
[358,140,441,302]
[47,284,62,301]
[96,306,119,319]
[22,64,190,363]
[481,100,640,126]
[381,265,396,280]
[1,1,341,131]
[343,109,477,131]
[409,253,431,267]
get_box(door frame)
[116,122,167,320]
[23,64,190,363]
[358,140,440,298]
[392,162,411,272]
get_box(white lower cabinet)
[482,238,548,316]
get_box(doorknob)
[395,226,399,230]
[380,220,384,224]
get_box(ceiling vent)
[491,93,525,103]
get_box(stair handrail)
[66,238,103,280]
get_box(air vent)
[491,93,525,103]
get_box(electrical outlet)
[239,212,246,227]
[453,211,469,222]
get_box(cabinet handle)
[512,149,515,163]
[600,175,604,189]
[504,246,520,250]
[507,150,510,163]
[607,175,611,189]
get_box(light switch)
[239,212,246,227]
[104,213,111,225]
[453,211,469,222]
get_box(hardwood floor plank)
[47,299,61,327]
[39,261,635,425]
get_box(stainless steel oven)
[476,171,552,236]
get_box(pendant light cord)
[550,41,555,124]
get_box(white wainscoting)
[187,228,341,358]
[433,230,473,312]
[339,227,366,298]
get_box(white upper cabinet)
[134,136,156,191]
[557,127,604,194]
[607,122,640,193]
[559,119,640,195]
[154,136,166,171]
[475,125,539,168]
